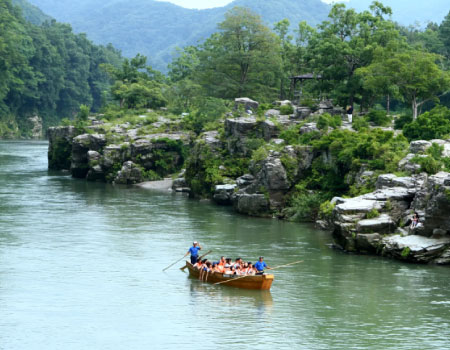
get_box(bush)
[317,113,341,131]
[412,156,441,174]
[394,114,412,130]
[318,200,335,220]
[77,104,90,121]
[352,117,369,131]
[279,104,294,115]
[310,128,408,194]
[285,190,327,222]
[366,208,380,219]
[366,109,391,126]
[403,105,450,141]
[317,114,329,130]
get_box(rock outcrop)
[114,161,143,184]
[48,117,190,184]
[234,97,259,112]
[330,169,450,264]
[47,126,78,170]
[28,115,43,139]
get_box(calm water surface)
[0,141,449,350]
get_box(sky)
[155,0,234,9]
[155,0,344,9]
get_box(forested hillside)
[25,0,330,71]
[0,0,122,138]
[11,0,51,24]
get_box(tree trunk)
[386,94,390,115]
[412,96,418,120]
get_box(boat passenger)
[216,262,225,273]
[254,256,271,275]
[235,265,245,275]
[185,241,202,265]
[224,258,232,268]
[193,258,203,269]
[212,262,220,273]
[218,256,226,266]
[246,262,256,275]
[233,258,242,269]
[200,261,211,280]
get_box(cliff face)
[328,140,450,265]
[48,117,191,184]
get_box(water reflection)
[188,279,273,315]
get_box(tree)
[195,7,282,101]
[102,54,167,109]
[365,49,450,119]
[274,19,294,100]
[439,11,450,60]
[306,2,398,107]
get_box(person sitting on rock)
[410,212,419,229]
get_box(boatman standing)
[186,241,202,264]
[254,256,271,275]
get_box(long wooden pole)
[268,260,304,271]
[162,255,187,271]
[214,260,304,285]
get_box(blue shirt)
[189,246,201,257]
[254,261,267,272]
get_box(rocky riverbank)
[47,98,450,265]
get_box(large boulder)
[234,97,259,112]
[300,123,319,135]
[114,161,143,184]
[411,172,450,237]
[356,214,396,234]
[232,193,270,216]
[294,107,312,119]
[213,184,237,205]
[409,140,432,154]
[86,151,104,181]
[382,234,450,264]
[375,174,424,189]
[28,115,43,139]
[71,134,106,178]
[47,126,78,170]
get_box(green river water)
[0,140,449,349]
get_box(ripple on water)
[1,141,450,350]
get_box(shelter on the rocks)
[290,73,322,105]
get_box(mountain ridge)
[25,0,331,71]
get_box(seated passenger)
[211,262,220,273]
[224,258,232,268]
[246,262,256,275]
[233,258,242,269]
[193,258,203,269]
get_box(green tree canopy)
[194,7,283,102]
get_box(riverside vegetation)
[6,1,450,264]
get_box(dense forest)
[0,0,122,138]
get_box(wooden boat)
[185,261,274,290]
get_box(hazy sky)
[155,0,233,9]
[155,0,341,10]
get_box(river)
[0,140,449,349]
